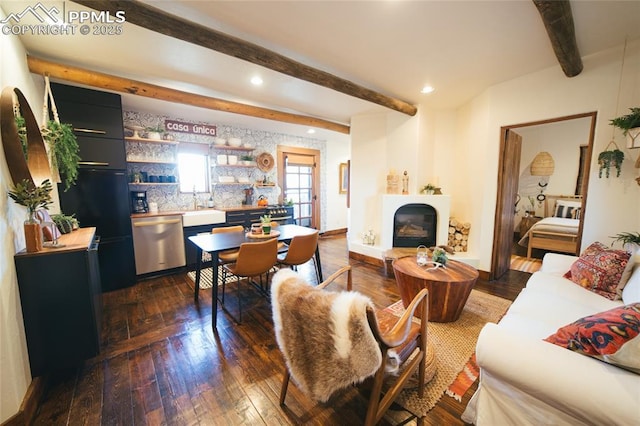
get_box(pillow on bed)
[544,303,640,374]
[564,242,631,300]
[554,200,582,218]
[571,207,582,220]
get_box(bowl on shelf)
[218,176,235,183]
[213,138,227,146]
[237,176,250,183]
[243,143,252,148]
[228,137,242,147]
[227,155,238,165]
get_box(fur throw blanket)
[271,269,382,403]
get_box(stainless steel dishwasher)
[131,215,186,275]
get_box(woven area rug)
[384,289,512,419]
[186,266,229,289]
[510,255,542,273]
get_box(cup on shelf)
[149,202,158,213]
[227,155,238,165]
[217,154,227,165]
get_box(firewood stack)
[448,217,470,252]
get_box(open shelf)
[127,159,176,165]
[125,136,179,145]
[128,182,178,186]
[212,146,254,152]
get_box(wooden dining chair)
[271,266,430,425]
[276,230,320,283]
[221,237,278,323]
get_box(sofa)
[462,247,640,425]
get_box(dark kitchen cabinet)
[75,135,127,169]
[55,99,125,140]
[14,228,102,377]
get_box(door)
[277,146,320,229]
[491,129,522,280]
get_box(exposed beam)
[27,56,350,135]
[72,0,417,116]
[532,0,583,77]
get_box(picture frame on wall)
[339,162,349,194]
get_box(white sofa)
[462,252,640,425]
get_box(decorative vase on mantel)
[24,209,43,253]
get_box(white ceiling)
[2,0,639,143]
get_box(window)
[178,143,209,193]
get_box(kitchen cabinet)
[14,228,102,377]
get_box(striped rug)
[510,255,542,273]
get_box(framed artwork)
[339,162,349,194]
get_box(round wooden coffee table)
[392,257,479,323]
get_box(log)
[27,56,349,134]
[532,0,583,77]
[72,0,417,116]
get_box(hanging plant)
[41,120,80,191]
[14,115,28,159]
[597,142,624,178]
[610,107,640,135]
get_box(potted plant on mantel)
[610,107,640,149]
[8,179,53,253]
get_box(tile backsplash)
[123,111,326,212]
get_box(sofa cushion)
[544,303,640,374]
[623,265,640,304]
[564,242,631,300]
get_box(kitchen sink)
[182,210,226,227]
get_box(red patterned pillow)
[564,242,631,300]
[544,304,640,374]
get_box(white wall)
[350,40,640,271]
[324,138,349,231]
[0,6,43,421]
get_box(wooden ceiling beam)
[532,0,583,77]
[27,56,350,135]
[72,0,417,116]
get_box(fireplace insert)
[393,203,437,247]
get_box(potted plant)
[8,179,53,252]
[421,183,436,195]
[598,148,624,178]
[145,124,164,140]
[610,107,640,148]
[611,231,640,253]
[240,154,254,165]
[260,214,272,234]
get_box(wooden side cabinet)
[14,228,102,377]
[519,215,543,239]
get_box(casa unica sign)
[165,119,217,136]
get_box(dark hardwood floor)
[33,235,529,425]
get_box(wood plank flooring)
[33,235,529,425]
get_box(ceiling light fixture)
[250,76,263,86]
[421,86,435,94]
[530,151,555,176]
[307,129,316,134]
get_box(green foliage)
[51,213,77,234]
[42,120,80,191]
[240,154,254,161]
[610,232,640,247]
[8,179,53,213]
[260,214,272,224]
[421,183,436,193]
[432,247,448,265]
[14,115,28,159]
[610,107,640,135]
[597,149,624,178]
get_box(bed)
[518,195,582,258]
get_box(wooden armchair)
[271,265,429,425]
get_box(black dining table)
[188,224,323,330]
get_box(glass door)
[277,147,320,229]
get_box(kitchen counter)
[130,205,268,219]
[15,227,97,257]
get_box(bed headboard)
[544,194,583,218]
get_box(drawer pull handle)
[74,128,107,134]
[133,219,181,227]
[79,161,109,166]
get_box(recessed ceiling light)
[307,129,316,134]
[250,76,263,86]
[421,85,435,94]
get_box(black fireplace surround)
[393,203,437,247]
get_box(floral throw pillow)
[564,242,631,300]
[544,304,640,374]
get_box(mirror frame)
[0,86,51,186]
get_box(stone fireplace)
[393,203,437,247]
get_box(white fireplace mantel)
[380,194,451,249]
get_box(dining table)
[188,224,323,330]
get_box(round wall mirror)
[0,86,51,186]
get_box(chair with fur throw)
[271,265,429,425]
